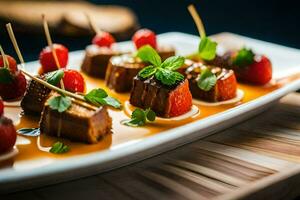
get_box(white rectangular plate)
[1,32,300,193]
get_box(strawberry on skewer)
[39,15,69,74]
[86,13,116,48]
[132,29,157,49]
[39,44,68,73]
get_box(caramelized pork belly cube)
[157,45,176,61]
[205,52,232,68]
[105,54,146,93]
[81,45,119,78]
[40,94,112,144]
[185,63,237,102]
[21,74,51,115]
[130,77,192,118]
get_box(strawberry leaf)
[0,68,14,84]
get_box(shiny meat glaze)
[81,45,119,78]
[20,74,51,115]
[39,92,112,144]
[105,54,146,93]
[185,62,237,102]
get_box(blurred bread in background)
[0,0,139,40]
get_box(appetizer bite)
[207,48,272,85]
[81,14,120,78]
[187,4,272,86]
[185,5,240,104]
[132,28,175,61]
[40,92,111,144]
[22,16,85,115]
[105,54,146,93]
[129,45,193,118]
[184,61,237,102]
[39,15,69,74]
[21,69,85,115]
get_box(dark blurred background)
[0,0,299,62]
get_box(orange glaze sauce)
[2,74,278,168]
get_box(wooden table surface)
[3,93,300,200]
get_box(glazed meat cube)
[21,74,51,115]
[157,45,176,61]
[81,45,119,78]
[105,54,146,93]
[40,93,112,144]
[130,77,192,118]
[185,62,237,102]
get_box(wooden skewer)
[0,45,9,68]
[187,4,206,38]
[6,23,25,65]
[42,14,65,90]
[85,13,102,36]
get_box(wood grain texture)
[3,93,300,200]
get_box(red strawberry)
[0,116,17,153]
[132,29,157,49]
[92,32,116,48]
[236,55,272,85]
[0,72,27,100]
[0,100,3,116]
[39,44,69,73]
[62,69,85,93]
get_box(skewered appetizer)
[207,48,272,85]
[21,69,85,115]
[40,92,112,144]
[132,29,175,61]
[81,44,119,78]
[105,54,147,93]
[81,14,122,78]
[39,44,69,74]
[187,5,272,86]
[129,45,193,118]
[0,54,26,100]
[183,61,237,102]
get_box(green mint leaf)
[47,95,72,113]
[155,68,184,86]
[233,48,255,67]
[123,118,145,127]
[198,37,217,61]
[132,108,146,122]
[84,88,121,109]
[46,69,64,86]
[138,65,157,79]
[17,128,40,137]
[145,108,156,121]
[160,56,185,70]
[0,68,14,84]
[50,141,70,154]
[197,68,217,91]
[122,108,156,127]
[136,45,161,67]
[84,88,108,105]
[98,96,122,109]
